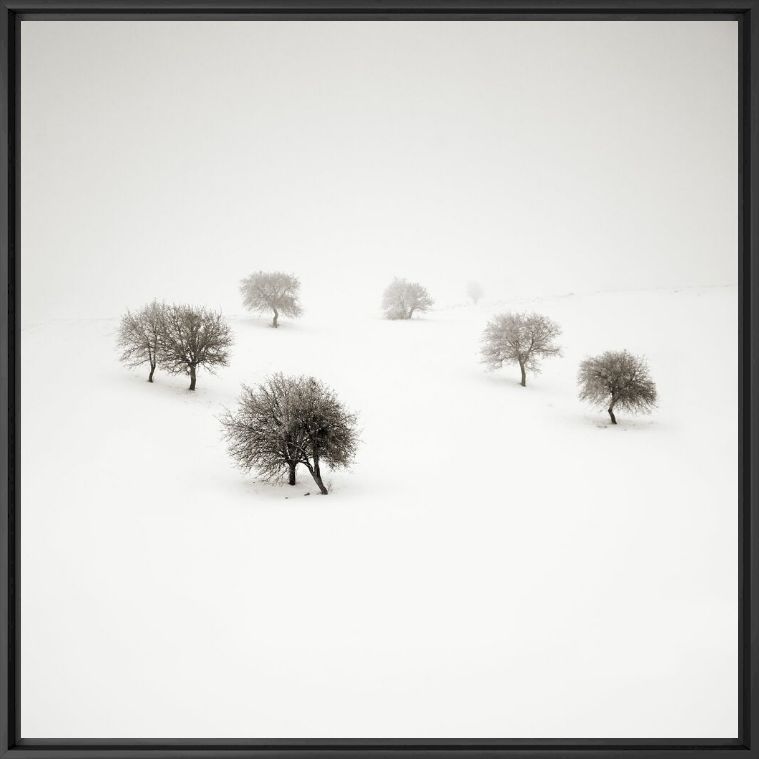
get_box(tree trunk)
[189,364,197,391]
[309,459,329,495]
[148,362,155,383]
[608,405,617,425]
[310,471,328,495]
[272,308,279,328]
[407,307,415,320]
[288,461,297,486]
[519,361,526,387]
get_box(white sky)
[21,20,737,323]
[22,21,737,320]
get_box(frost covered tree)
[480,312,561,387]
[466,281,484,305]
[221,373,358,495]
[117,300,166,382]
[158,304,232,390]
[240,271,303,328]
[382,278,433,320]
[578,350,657,425]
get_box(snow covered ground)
[21,286,737,738]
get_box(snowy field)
[21,286,737,738]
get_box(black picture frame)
[1,1,756,757]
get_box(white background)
[21,20,738,738]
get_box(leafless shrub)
[117,300,166,383]
[578,350,657,425]
[158,304,232,390]
[382,278,433,320]
[466,281,484,305]
[480,312,561,387]
[240,271,303,328]
[221,373,358,495]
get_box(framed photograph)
[1,1,757,758]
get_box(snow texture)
[21,287,737,738]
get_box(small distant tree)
[221,373,358,495]
[578,350,657,425]
[466,281,484,305]
[382,278,433,320]
[480,312,561,387]
[158,304,232,390]
[240,271,302,328]
[117,300,166,382]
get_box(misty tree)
[221,373,358,495]
[578,350,657,425]
[466,281,484,305]
[480,312,561,387]
[158,304,232,390]
[240,271,303,328]
[382,278,433,320]
[117,300,166,383]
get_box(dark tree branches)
[221,374,359,495]
[158,304,233,390]
[578,350,657,424]
[481,312,562,387]
[117,300,166,383]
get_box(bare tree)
[117,300,166,382]
[578,350,657,425]
[466,281,484,305]
[240,271,303,328]
[158,304,232,390]
[221,373,358,495]
[382,278,433,320]
[480,312,561,387]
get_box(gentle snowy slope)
[21,287,737,738]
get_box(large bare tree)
[158,304,232,390]
[480,312,561,387]
[221,373,358,495]
[240,271,303,328]
[578,350,657,424]
[116,300,166,383]
[382,278,433,320]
